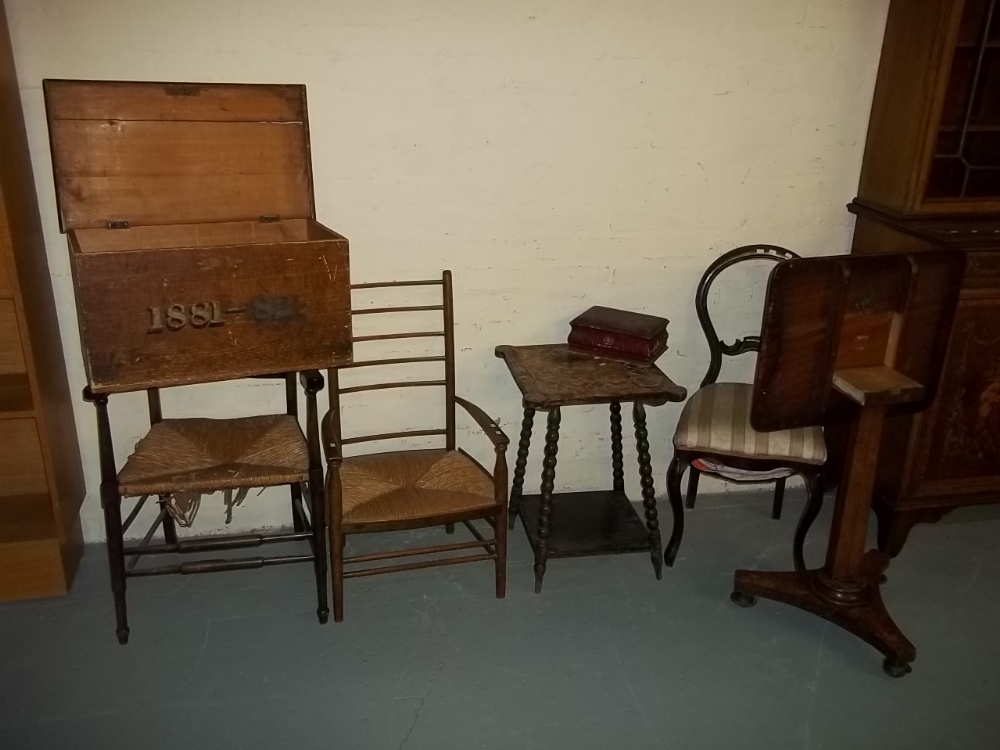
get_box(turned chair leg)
[331,528,344,623]
[685,466,701,509]
[495,507,508,599]
[771,477,786,520]
[102,485,130,645]
[308,478,329,624]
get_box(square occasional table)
[495,344,687,592]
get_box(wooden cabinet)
[0,0,85,600]
[848,206,1000,554]
[857,0,1000,216]
[849,0,1000,555]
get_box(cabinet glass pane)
[928,0,1000,200]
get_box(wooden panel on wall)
[0,298,26,374]
[0,537,66,601]
[1,0,86,554]
[0,211,11,296]
[0,418,48,496]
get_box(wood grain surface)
[73,229,352,392]
[45,80,314,230]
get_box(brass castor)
[730,591,757,608]
[882,658,912,678]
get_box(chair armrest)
[321,410,342,462]
[455,396,509,449]
[299,370,325,393]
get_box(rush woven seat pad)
[337,449,496,524]
[118,415,310,496]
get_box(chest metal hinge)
[106,220,130,229]
[259,214,280,223]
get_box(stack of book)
[568,306,669,365]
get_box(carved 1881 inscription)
[147,301,226,333]
[147,296,302,333]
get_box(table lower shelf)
[518,490,652,558]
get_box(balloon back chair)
[666,245,826,571]
[323,271,509,622]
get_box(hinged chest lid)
[44,79,315,231]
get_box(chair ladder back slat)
[339,380,447,395]
[695,245,799,388]
[353,330,445,343]
[443,270,456,450]
[341,428,448,446]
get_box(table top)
[495,344,687,409]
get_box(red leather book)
[568,306,669,364]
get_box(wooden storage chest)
[44,80,352,393]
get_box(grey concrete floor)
[2,490,999,750]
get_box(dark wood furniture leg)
[685,466,700,509]
[303,372,329,624]
[508,406,535,529]
[291,483,306,533]
[90,390,130,645]
[633,402,663,579]
[732,406,916,676]
[610,402,624,492]
[792,472,824,573]
[286,374,307,534]
[534,407,560,594]
[159,497,179,543]
[664,454,686,567]
[771,477,786,520]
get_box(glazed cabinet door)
[915,291,1000,497]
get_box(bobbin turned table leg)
[633,402,663,580]
[610,402,624,493]
[534,408,561,594]
[508,406,535,529]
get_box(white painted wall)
[5,0,889,541]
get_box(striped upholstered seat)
[674,382,826,465]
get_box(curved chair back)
[695,244,799,388]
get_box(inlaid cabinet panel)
[919,293,1000,490]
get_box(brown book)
[568,306,669,364]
